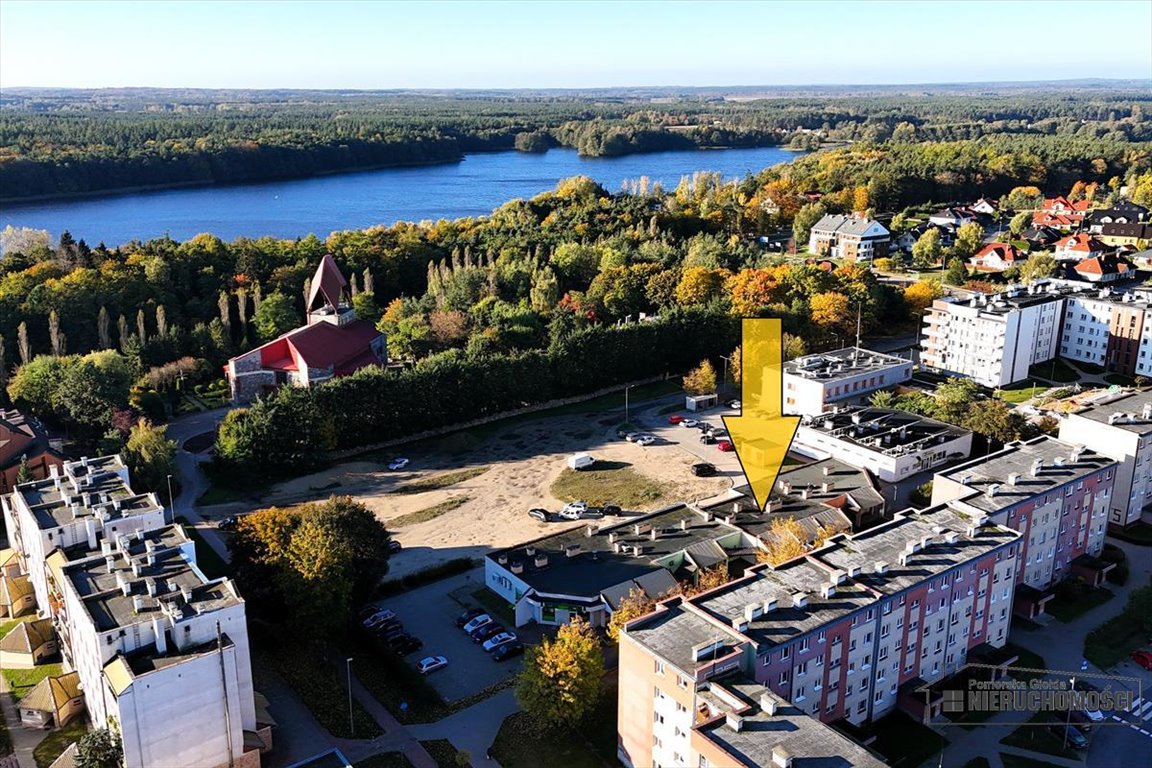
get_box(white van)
[567,453,595,471]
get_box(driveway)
[364,569,526,704]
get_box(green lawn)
[419,739,464,768]
[196,483,266,506]
[0,698,11,758]
[999,712,1082,761]
[492,711,612,768]
[33,717,89,768]
[1104,373,1138,387]
[1045,586,1114,623]
[551,462,668,509]
[864,711,949,768]
[390,496,470,528]
[341,631,449,724]
[1030,359,1080,383]
[2,662,63,702]
[472,588,517,627]
[996,381,1050,404]
[1083,581,1152,669]
[1004,643,1048,683]
[392,467,489,494]
[355,753,416,768]
[175,516,232,579]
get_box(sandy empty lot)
[244,403,734,577]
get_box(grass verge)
[175,516,232,578]
[419,739,463,768]
[492,687,618,768]
[0,616,32,641]
[998,711,1082,760]
[2,662,63,702]
[393,467,489,495]
[1083,580,1152,669]
[842,711,948,768]
[32,717,89,768]
[391,497,471,528]
[996,381,1049,404]
[1045,586,1114,623]
[375,558,477,598]
[1030,359,1080,383]
[550,463,667,509]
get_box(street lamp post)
[166,474,175,524]
[346,657,355,737]
[1063,675,1075,749]
[625,384,634,425]
[719,355,733,396]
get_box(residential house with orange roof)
[0,408,64,496]
[1070,255,1136,284]
[1054,233,1108,261]
[970,242,1025,272]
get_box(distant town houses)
[1066,254,1135,283]
[807,214,890,261]
[0,408,65,496]
[226,254,387,404]
[1053,233,1108,261]
[927,206,978,228]
[969,242,1025,272]
[782,347,912,417]
[1083,200,1148,233]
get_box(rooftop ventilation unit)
[1007,473,1020,486]
[763,598,778,614]
[874,560,889,574]
[760,693,778,716]
[985,484,1001,498]
[792,592,808,609]
[745,603,763,622]
[1031,458,1044,476]
[1070,445,1085,462]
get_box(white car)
[482,632,517,652]
[559,501,588,519]
[462,614,492,634]
[680,419,698,428]
[417,655,448,675]
[726,400,742,410]
[1082,706,1104,722]
[635,435,656,446]
[388,457,410,471]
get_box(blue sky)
[2,0,1150,89]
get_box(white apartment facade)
[920,289,1063,388]
[1058,390,1152,528]
[782,348,912,416]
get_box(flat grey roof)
[937,436,1116,514]
[625,599,743,675]
[17,455,160,530]
[1070,390,1152,435]
[698,679,887,768]
[784,347,910,382]
[798,406,971,457]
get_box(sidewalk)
[0,677,47,768]
[409,689,520,767]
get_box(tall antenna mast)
[854,304,862,363]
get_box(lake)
[0,146,802,246]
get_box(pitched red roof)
[1055,234,1105,253]
[1032,212,1083,228]
[282,320,385,372]
[973,242,1023,263]
[1075,256,1133,276]
[1042,196,1091,213]
[307,254,350,311]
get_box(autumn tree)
[729,346,742,385]
[683,359,718,395]
[809,292,851,331]
[1009,210,1032,235]
[1018,252,1057,284]
[783,333,807,361]
[517,616,605,727]
[793,202,827,248]
[74,728,122,768]
[944,257,968,286]
[726,268,780,316]
[682,564,730,596]
[952,222,985,260]
[911,228,943,270]
[758,517,809,565]
[254,292,301,340]
[869,390,896,408]
[903,281,942,315]
[675,267,728,306]
[607,587,656,642]
[122,420,177,494]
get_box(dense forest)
[2,85,1150,199]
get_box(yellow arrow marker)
[722,318,801,510]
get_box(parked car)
[482,632,517,651]
[695,422,713,432]
[1046,723,1088,749]
[691,462,717,477]
[726,399,742,410]
[717,440,735,452]
[377,625,407,642]
[417,656,448,675]
[600,504,622,516]
[699,433,715,445]
[359,606,395,621]
[471,623,506,643]
[681,419,699,428]
[388,634,424,655]
[635,435,656,446]
[387,457,410,471]
[668,415,684,425]
[387,540,403,554]
[364,614,401,631]
[454,608,485,628]
[1072,681,1104,722]
[217,515,238,530]
[620,431,638,441]
[492,640,525,662]
[707,428,727,439]
[1131,650,1152,670]
[528,508,550,522]
[559,501,588,520]
[1067,710,1095,731]
[462,614,492,634]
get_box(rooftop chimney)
[822,466,832,477]
[565,543,581,558]
[745,603,763,622]
[132,595,144,614]
[792,592,808,609]
[829,569,847,585]
[511,561,524,574]
[650,528,660,541]
[1007,473,1020,486]
[680,519,690,531]
[534,554,549,568]
[847,565,861,579]
[1143,403,1152,420]
[820,584,837,599]
[726,713,744,732]
[986,483,1001,498]
[146,578,157,597]
[763,597,778,614]
[822,481,834,493]
[944,532,959,544]
[760,693,778,716]
[771,745,793,768]
[525,545,536,557]
[1070,445,1084,462]
[116,572,130,596]
[799,487,810,501]
[874,560,889,574]
[608,533,618,544]
[1031,458,1044,476]
[152,616,167,654]
[1109,413,1124,425]
[585,525,597,537]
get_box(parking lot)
[359,568,533,704]
[632,401,747,480]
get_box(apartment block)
[920,286,1063,388]
[931,437,1115,616]
[922,281,1152,386]
[1058,389,1152,528]
[792,406,972,483]
[618,505,1020,768]
[782,347,912,416]
[1,455,268,768]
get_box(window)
[800,637,810,653]
[779,671,788,684]
[781,646,790,660]
[677,675,689,690]
[817,630,826,643]
[655,660,665,675]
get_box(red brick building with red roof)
[226,255,387,403]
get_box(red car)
[1131,650,1152,671]
[717,440,735,452]
[668,415,684,425]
